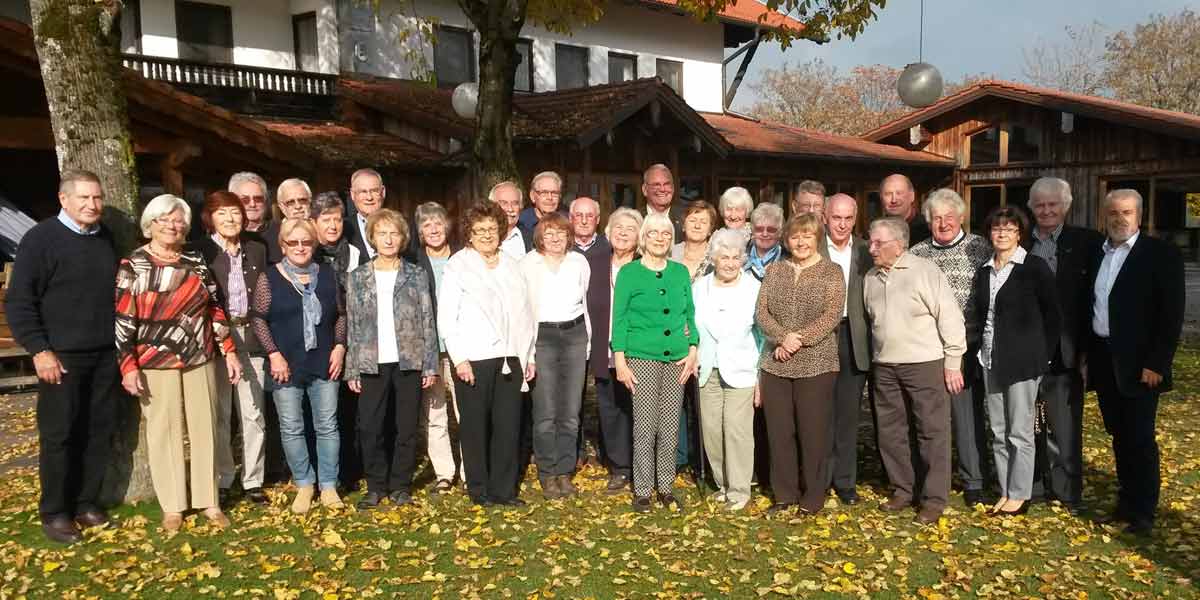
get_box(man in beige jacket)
[864,217,967,525]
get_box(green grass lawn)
[1,350,1199,599]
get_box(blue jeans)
[273,378,340,490]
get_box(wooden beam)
[1148,176,1157,235]
[159,141,202,196]
[724,31,763,110]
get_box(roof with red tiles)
[634,0,805,33]
[257,120,446,170]
[862,79,1200,143]
[702,112,955,166]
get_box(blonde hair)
[277,217,319,249]
[638,211,674,254]
[366,208,409,252]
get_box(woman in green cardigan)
[611,212,699,513]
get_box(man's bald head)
[825,193,858,246]
[880,174,916,220]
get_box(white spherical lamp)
[451,82,479,119]
[897,62,943,108]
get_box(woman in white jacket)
[437,202,536,507]
[693,228,762,511]
[518,213,591,500]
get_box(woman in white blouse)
[518,213,591,499]
[693,228,762,511]
[437,202,536,507]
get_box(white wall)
[290,0,339,73]
[364,0,726,112]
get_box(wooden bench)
[0,264,35,391]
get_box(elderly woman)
[612,212,699,512]
[972,207,1060,516]
[755,213,844,515]
[591,208,643,494]
[312,191,363,289]
[670,201,718,281]
[438,201,536,507]
[717,186,753,245]
[519,212,592,499]
[250,218,347,514]
[194,191,269,507]
[694,228,762,511]
[116,194,241,531]
[345,209,439,509]
[415,202,464,493]
[745,202,787,282]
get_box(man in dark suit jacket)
[1087,188,1184,535]
[345,168,386,260]
[642,164,685,241]
[818,194,874,505]
[1023,178,1103,513]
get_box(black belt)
[540,315,585,329]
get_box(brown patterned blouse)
[755,257,845,379]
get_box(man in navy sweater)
[5,169,119,544]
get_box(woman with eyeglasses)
[971,207,1060,516]
[250,218,347,515]
[438,202,536,507]
[115,194,241,532]
[745,202,788,282]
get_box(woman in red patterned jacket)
[115,193,242,533]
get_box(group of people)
[5,162,1182,545]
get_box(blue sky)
[729,0,1192,110]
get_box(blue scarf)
[747,244,781,280]
[282,261,323,351]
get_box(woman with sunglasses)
[745,203,788,282]
[251,218,347,515]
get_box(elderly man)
[792,180,826,219]
[518,171,568,240]
[229,172,279,262]
[346,168,386,259]
[489,181,530,260]
[642,164,684,239]
[818,194,873,505]
[908,189,992,507]
[1087,189,1183,536]
[880,174,931,245]
[865,217,966,524]
[1023,177,1102,514]
[570,196,607,256]
[6,169,119,544]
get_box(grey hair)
[869,217,910,249]
[140,194,192,238]
[604,207,644,238]
[708,227,748,262]
[1104,188,1143,213]
[638,211,674,254]
[276,178,312,201]
[228,171,268,197]
[350,168,383,187]
[642,163,672,184]
[569,196,599,213]
[795,180,826,199]
[1029,177,1073,211]
[922,188,967,221]
[415,201,449,229]
[719,186,753,216]
[530,171,563,190]
[487,181,523,204]
[825,192,858,214]
[750,202,784,227]
[58,168,101,196]
[311,191,344,217]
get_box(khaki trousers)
[214,325,267,489]
[420,354,465,482]
[140,361,220,513]
[698,369,755,505]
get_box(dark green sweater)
[610,259,698,361]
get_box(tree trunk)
[473,28,521,192]
[30,0,154,504]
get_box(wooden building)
[864,80,1200,255]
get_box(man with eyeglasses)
[490,181,530,260]
[518,172,568,241]
[229,172,279,262]
[641,164,684,240]
[864,217,966,526]
[791,180,826,219]
[346,168,386,260]
[569,196,611,472]
[257,178,314,265]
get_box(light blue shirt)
[57,209,99,235]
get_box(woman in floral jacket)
[344,208,439,509]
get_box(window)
[293,12,318,72]
[120,0,142,53]
[175,1,233,64]
[555,43,588,89]
[609,52,636,84]
[967,185,1003,232]
[656,58,682,94]
[435,26,475,87]
[1008,125,1041,163]
[515,39,533,92]
[969,127,1000,166]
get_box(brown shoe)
[203,508,231,528]
[540,476,563,500]
[75,508,110,529]
[557,475,578,497]
[916,505,943,525]
[161,512,184,533]
[880,496,912,512]
[42,516,82,544]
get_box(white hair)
[825,193,858,215]
[530,171,563,190]
[487,181,523,204]
[638,211,674,254]
[605,207,643,238]
[350,168,383,187]
[227,171,267,197]
[750,202,784,227]
[1029,177,1073,211]
[708,227,748,262]
[719,186,754,216]
[569,196,599,213]
[869,217,910,249]
[1104,188,1143,213]
[276,178,312,201]
[922,188,967,221]
[140,194,192,238]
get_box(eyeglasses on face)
[646,230,672,240]
[154,217,188,229]
[353,188,384,197]
[754,225,779,234]
[868,238,897,249]
[533,189,562,197]
[239,194,266,205]
[283,239,315,248]
[471,226,500,237]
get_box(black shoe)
[605,473,630,495]
[993,501,1029,517]
[1062,501,1088,517]
[42,516,82,544]
[658,493,684,511]
[495,497,527,507]
[767,503,796,515]
[1123,518,1153,536]
[469,495,492,507]
[75,508,110,529]
[835,488,859,505]
[1098,504,1133,524]
[388,490,414,506]
[632,496,652,513]
[218,487,233,509]
[244,487,269,505]
[963,489,986,507]
[356,491,384,510]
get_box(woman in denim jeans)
[251,218,347,514]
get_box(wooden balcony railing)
[121,54,336,95]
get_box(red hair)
[202,190,247,233]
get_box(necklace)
[146,243,180,262]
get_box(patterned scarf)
[747,243,781,280]
[281,261,322,351]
